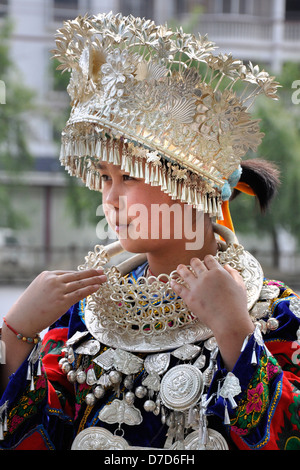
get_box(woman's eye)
[123,174,135,181]
[100,174,111,181]
[100,173,136,182]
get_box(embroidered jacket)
[0,277,299,450]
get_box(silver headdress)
[53,12,279,217]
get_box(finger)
[176,264,196,282]
[65,282,103,304]
[170,279,190,298]
[64,274,107,294]
[59,268,105,283]
[223,264,244,285]
[190,257,207,276]
[203,254,220,270]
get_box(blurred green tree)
[0,20,35,228]
[230,62,300,267]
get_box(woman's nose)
[104,182,120,208]
[103,183,129,212]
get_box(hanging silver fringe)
[26,342,42,391]
[0,400,8,441]
[59,134,225,217]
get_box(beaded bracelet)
[3,317,40,344]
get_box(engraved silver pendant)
[75,339,101,356]
[289,297,300,318]
[66,330,89,347]
[219,372,241,409]
[204,337,218,351]
[98,398,143,426]
[171,344,200,361]
[71,427,129,450]
[86,367,97,386]
[184,429,229,450]
[160,364,204,411]
[113,349,144,375]
[93,348,115,370]
[250,302,270,320]
[144,352,170,375]
[193,354,206,369]
[142,372,161,392]
[71,427,168,451]
[259,285,280,301]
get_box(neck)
[146,218,218,276]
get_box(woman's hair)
[230,159,280,212]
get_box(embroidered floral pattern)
[7,375,47,435]
[246,383,264,414]
[230,353,281,435]
[289,394,300,430]
[267,359,280,380]
[41,338,65,357]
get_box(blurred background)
[1,0,300,314]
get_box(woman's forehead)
[98,162,124,173]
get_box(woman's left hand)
[170,255,254,370]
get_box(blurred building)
[0,0,299,271]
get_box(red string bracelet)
[3,317,40,345]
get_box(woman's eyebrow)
[98,163,108,170]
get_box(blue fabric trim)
[8,424,55,450]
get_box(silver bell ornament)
[144,400,156,412]
[135,386,147,399]
[85,393,96,406]
[124,391,135,405]
[109,370,122,384]
[76,370,87,384]
[266,318,279,331]
[94,385,105,399]
[67,370,77,383]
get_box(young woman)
[0,13,299,450]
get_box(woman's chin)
[117,237,147,254]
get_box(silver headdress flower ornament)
[53,12,280,219]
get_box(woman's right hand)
[0,269,106,387]
[4,268,107,337]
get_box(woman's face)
[99,162,204,253]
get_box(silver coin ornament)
[160,364,204,411]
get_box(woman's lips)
[115,223,130,233]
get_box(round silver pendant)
[71,427,129,450]
[184,429,229,450]
[160,364,204,411]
